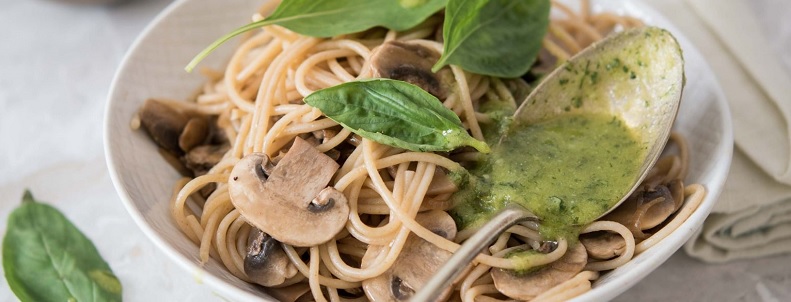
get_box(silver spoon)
[414,26,684,300]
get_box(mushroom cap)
[580,231,626,260]
[229,138,350,247]
[183,144,229,176]
[139,98,189,155]
[179,117,209,152]
[244,228,297,287]
[604,183,679,239]
[639,185,677,229]
[668,179,685,211]
[362,210,457,302]
[491,241,588,300]
[369,40,450,100]
[426,169,457,196]
[266,283,311,302]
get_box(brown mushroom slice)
[324,149,342,161]
[179,117,209,152]
[245,228,297,287]
[369,40,450,99]
[639,186,677,230]
[267,283,311,302]
[184,144,230,197]
[312,128,339,144]
[294,291,318,302]
[229,138,349,247]
[139,98,189,155]
[426,169,457,195]
[299,132,322,147]
[642,156,681,189]
[417,198,454,212]
[362,210,457,301]
[491,242,588,300]
[603,185,677,239]
[580,232,626,260]
[183,144,230,177]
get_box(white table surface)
[1,0,789,301]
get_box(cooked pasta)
[133,1,706,301]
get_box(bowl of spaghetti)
[105,0,732,301]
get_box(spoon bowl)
[510,26,684,218]
[414,26,684,300]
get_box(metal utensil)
[414,26,684,300]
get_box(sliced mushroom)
[139,98,189,155]
[491,242,587,301]
[183,144,230,197]
[426,169,457,195]
[245,228,297,287]
[369,40,450,99]
[603,184,678,239]
[183,144,230,176]
[536,240,559,254]
[580,231,626,260]
[642,156,682,189]
[340,286,365,298]
[295,291,317,302]
[300,132,322,147]
[312,128,338,144]
[416,197,454,212]
[179,117,209,152]
[362,210,457,301]
[266,283,311,302]
[229,137,349,247]
[639,186,677,229]
[325,149,342,161]
[668,179,685,211]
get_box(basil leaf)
[304,79,490,153]
[186,0,447,72]
[433,0,551,78]
[3,190,122,302]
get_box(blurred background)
[1,0,789,301]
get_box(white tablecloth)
[0,0,789,301]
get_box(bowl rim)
[104,0,733,301]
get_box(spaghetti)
[135,1,707,301]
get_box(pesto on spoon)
[416,26,685,300]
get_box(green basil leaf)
[304,79,490,153]
[186,0,447,72]
[3,190,122,302]
[433,0,551,78]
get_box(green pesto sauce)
[504,248,545,275]
[478,96,515,146]
[450,113,644,241]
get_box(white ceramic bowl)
[104,0,733,301]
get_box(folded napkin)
[650,0,791,262]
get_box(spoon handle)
[414,205,538,301]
